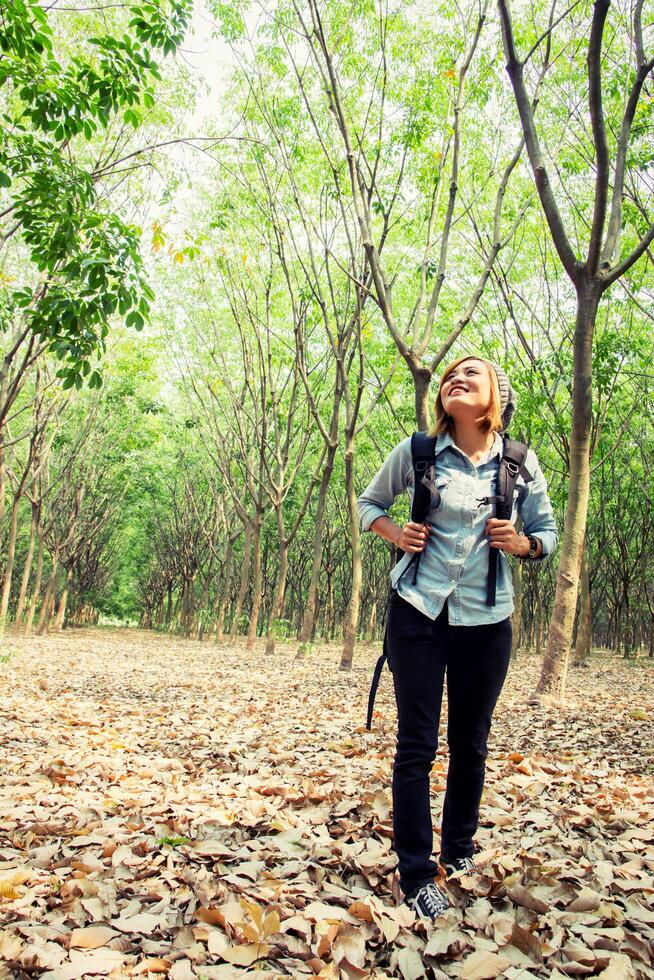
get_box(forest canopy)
[0,0,653,698]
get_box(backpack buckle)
[505,460,519,476]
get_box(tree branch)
[497,0,581,283]
[586,0,611,274]
[602,221,654,288]
[600,5,654,266]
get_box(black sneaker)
[404,881,449,921]
[438,854,476,878]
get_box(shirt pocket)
[424,474,451,518]
[475,470,497,519]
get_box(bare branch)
[586,0,611,274]
[601,11,654,267]
[602,221,654,288]
[497,0,581,283]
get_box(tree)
[0,0,192,615]
[0,0,191,387]
[498,0,654,701]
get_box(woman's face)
[440,358,494,420]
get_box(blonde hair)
[429,356,503,437]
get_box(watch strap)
[519,534,540,560]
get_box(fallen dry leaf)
[460,949,512,978]
[68,926,117,949]
[0,628,652,978]
[219,940,271,964]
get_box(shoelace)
[415,882,448,917]
[448,855,476,873]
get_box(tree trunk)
[214,539,234,641]
[532,589,544,654]
[573,539,592,665]
[37,551,59,636]
[163,583,173,626]
[535,283,599,701]
[14,503,38,629]
[188,574,197,636]
[414,367,433,432]
[623,595,633,659]
[24,532,45,637]
[196,563,212,640]
[54,567,72,631]
[0,438,5,560]
[367,599,377,639]
[0,493,21,633]
[246,514,263,650]
[296,440,338,658]
[340,434,361,669]
[324,566,334,642]
[512,558,523,658]
[231,521,252,637]
[182,574,197,637]
[265,510,289,656]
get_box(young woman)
[357,356,558,921]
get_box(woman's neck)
[451,423,496,462]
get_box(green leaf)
[126,310,144,330]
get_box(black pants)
[386,590,512,897]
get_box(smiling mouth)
[449,387,468,396]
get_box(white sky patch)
[179,0,234,130]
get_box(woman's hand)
[396,521,432,553]
[485,518,530,556]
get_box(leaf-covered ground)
[0,628,653,980]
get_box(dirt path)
[1,629,653,978]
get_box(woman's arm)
[356,437,413,532]
[516,449,559,562]
[357,439,434,554]
[486,518,541,557]
[368,515,402,544]
[370,515,433,553]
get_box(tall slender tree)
[498,0,654,701]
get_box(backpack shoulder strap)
[366,630,389,731]
[495,437,531,521]
[502,437,533,482]
[410,431,438,523]
[486,435,532,606]
[395,431,438,586]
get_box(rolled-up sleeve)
[357,437,413,532]
[518,449,559,562]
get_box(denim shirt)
[357,432,558,625]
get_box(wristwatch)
[521,534,540,560]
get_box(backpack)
[365,431,532,731]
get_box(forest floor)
[0,628,653,980]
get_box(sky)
[179,0,234,129]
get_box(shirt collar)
[435,430,503,463]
